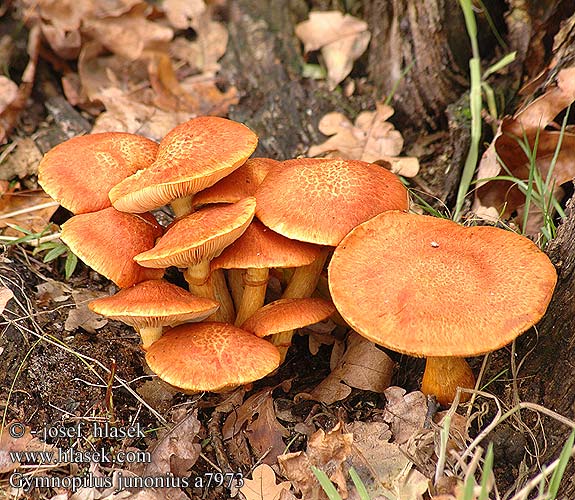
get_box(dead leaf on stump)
[308,104,420,177]
[295,11,370,90]
[474,66,575,234]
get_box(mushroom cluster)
[38,116,557,402]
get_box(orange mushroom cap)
[328,211,558,357]
[241,297,335,337]
[88,279,219,329]
[211,219,322,271]
[109,117,258,213]
[192,158,278,209]
[61,207,164,288]
[255,158,409,245]
[134,197,256,268]
[38,132,158,214]
[145,322,281,392]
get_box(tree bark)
[516,194,575,495]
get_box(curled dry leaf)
[382,387,427,445]
[295,11,370,89]
[278,422,353,499]
[240,464,291,500]
[222,388,288,465]
[65,289,109,333]
[300,332,394,405]
[346,421,428,500]
[138,410,201,478]
[308,104,420,177]
[474,66,575,232]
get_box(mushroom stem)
[139,326,164,350]
[234,268,269,326]
[282,248,329,299]
[211,268,235,323]
[228,269,245,310]
[421,356,475,406]
[170,196,194,218]
[272,248,330,361]
[184,262,234,323]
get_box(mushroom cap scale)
[145,322,281,392]
[241,297,336,337]
[109,117,258,213]
[38,132,158,214]
[135,197,256,268]
[88,279,219,329]
[255,158,409,246]
[61,208,164,288]
[328,211,557,357]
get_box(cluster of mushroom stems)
[38,116,557,404]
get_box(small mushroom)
[328,210,557,406]
[241,297,335,342]
[134,198,256,322]
[88,279,219,349]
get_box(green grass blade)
[42,245,68,263]
[547,430,575,499]
[311,466,342,500]
[482,51,516,80]
[454,57,482,221]
[64,252,78,280]
[349,467,371,500]
[478,443,494,500]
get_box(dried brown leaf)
[82,8,173,61]
[65,289,109,333]
[162,0,205,29]
[140,411,201,477]
[245,393,289,465]
[309,105,419,176]
[382,387,427,445]
[0,286,14,316]
[474,67,575,231]
[295,11,367,53]
[322,31,370,90]
[279,422,352,499]
[0,189,58,236]
[240,464,291,500]
[302,332,393,404]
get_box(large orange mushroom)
[328,211,557,405]
[255,158,409,355]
